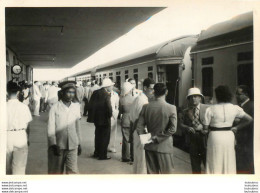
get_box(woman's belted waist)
[209,126,232,131]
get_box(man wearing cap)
[88,78,113,160]
[47,81,82,174]
[6,81,32,174]
[180,88,208,174]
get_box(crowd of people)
[6,76,254,175]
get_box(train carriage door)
[165,65,179,106]
[237,63,253,99]
[116,71,121,89]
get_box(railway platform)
[26,112,192,174]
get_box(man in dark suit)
[236,85,254,174]
[136,83,177,174]
[87,78,113,160]
[179,88,208,174]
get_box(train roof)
[96,35,198,71]
[191,11,253,53]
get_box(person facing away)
[47,81,82,174]
[119,82,135,162]
[202,85,253,174]
[6,81,32,175]
[179,87,208,174]
[136,83,177,174]
[87,80,100,101]
[128,78,142,97]
[129,77,155,174]
[235,85,254,174]
[46,81,61,109]
[32,81,42,116]
[83,81,91,116]
[88,78,113,160]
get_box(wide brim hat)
[186,87,204,99]
[58,81,77,90]
[101,78,115,88]
[121,82,135,96]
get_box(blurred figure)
[180,88,208,174]
[76,81,85,116]
[6,81,32,175]
[136,83,177,174]
[39,82,47,112]
[83,81,91,116]
[128,78,142,97]
[119,82,135,162]
[129,78,155,174]
[108,86,119,153]
[203,85,253,174]
[32,81,42,116]
[48,81,82,174]
[22,82,31,106]
[46,81,60,110]
[87,78,113,160]
[88,80,100,101]
[235,85,254,174]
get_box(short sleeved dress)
[203,103,245,174]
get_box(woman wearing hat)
[203,85,253,174]
[119,82,135,162]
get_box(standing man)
[108,87,119,153]
[88,80,100,101]
[136,83,177,174]
[32,81,42,116]
[39,82,47,112]
[48,81,82,174]
[129,78,155,173]
[76,81,85,116]
[46,81,60,110]
[83,81,91,116]
[88,78,113,160]
[180,88,208,174]
[235,85,254,174]
[6,81,32,174]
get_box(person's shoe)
[98,157,111,160]
[108,149,116,153]
[91,154,98,158]
[121,158,131,162]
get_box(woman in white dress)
[203,85,253,174]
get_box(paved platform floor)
[26,111,192,174]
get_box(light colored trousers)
[108,118,117,151]
[48,148,78,174]
[6,131,28,175]
[133,130,147,174]
[33,98,40,116]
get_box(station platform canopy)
[6,7,164,69]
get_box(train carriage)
[190,11,253,103]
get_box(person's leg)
[190,153,202,174]
[108,118,117,152]
[157,153,175,174]
[6,151,13,175]
[121,127,130,161]
[65,149,78,174]
[12,146,28,175]
[48,148,65,174]
[99,125,111,159]
[93,125,100,157]
[39,98,43,112]
[145,150,160,174]
[83,99,88,116]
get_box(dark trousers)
[189,132,207,174]
[83,98,89,116]
[121,127,133,161]
[94,124,111,159]
[145,150,175,174]
[236,145,254,174]
[40,97,47,112]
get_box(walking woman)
[203,85,253,174]
[120,82,135,162]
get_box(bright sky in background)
[33,0,256,81]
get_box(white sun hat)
[186,87,204,99]
[101,78,115,88]
[121,82,135,96]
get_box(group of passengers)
[6,76,254,175]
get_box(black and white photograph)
[2,0,259,182]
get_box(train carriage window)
[125,70,128,74]
[202,57,214,65]
[237,52,253,61]
[133,68,138,73]
[125,74,129,81]
[6,50,9,63]
[202,67,213,97]
[133,74,138,89]
[237,63,253,100]
[148,66,153,71]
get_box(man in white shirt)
[47,81,82,174]
[76,81,85,116]
[32,81,42,116]
[108,89,119,153]
[46,81,60,110]
[6,81,32,175]
[83,81,91,116]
